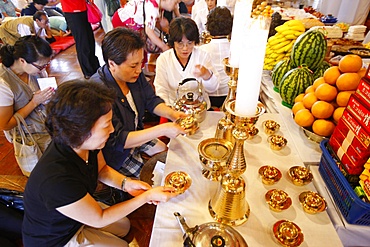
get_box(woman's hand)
[145,186,179,205]
[170,109,188,122]
[193,64,212,80]
[31,87,54,106]
[162,122,187,138]
[125,178,152,197]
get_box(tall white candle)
[234,18,270,116]
[228,0,253,68]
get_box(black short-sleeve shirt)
[22,141,99,246]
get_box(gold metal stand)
[209,100,265,226]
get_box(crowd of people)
[0,0,235,246]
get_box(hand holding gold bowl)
[268,135,287,151]
[175,115,199,136]
[263,120,280,135]
[299,191,327,214]
[164,171,192,194]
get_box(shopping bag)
[86,0,102,24]
[12,113,43,177]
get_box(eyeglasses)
[175,41,195,49]
[30,61,50,71]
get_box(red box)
[356,79,370,108]
[339,109,370,148]
[331,122,370,158]
[329,135,368,173]
[346,94,370,133]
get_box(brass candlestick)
[209,100,265,226]
[215,58,238,143]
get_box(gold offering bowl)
[263,120,280,135]
[265,189,292,212]
[268,135,287,150]
[258,166,282,185]
[175,116,199,136]
[273,220,304,247]
[299,191,327,214]
[164,171,192,194]
[288,166,313,186]
[198,138,233,181]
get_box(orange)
[358,67,367,78]
[294,93,305,103]
[338,54,363,73]
[292,102,306,115]
[305,85,315,94]
[294,109,315,127]
[336,73,361,91]
[314,83,338,102]
[312,77,326,89]
[323,66,341,85]
[333,107,345,123]
[336,90,355,107]
[312,119,336,137]
[311,101,335,119]
[302,92,318,109]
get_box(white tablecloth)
[261,71,322,164]
[149,112,343,247]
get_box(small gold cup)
[268,135,287,150]
[288,166,313,186]
[299,191,327,214]
[258,165,282,185]
[273,220,304,247]
[263,120,280,135]
[265,189,292,212]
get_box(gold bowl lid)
[288,166,313,186]
[164,171,192,194]
[299,191,327,214]
[273,220,304,247]
[258,166,282,185]
[267,135,287,150]
[263,120,280,135]
[265,189,292,212]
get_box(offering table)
[149,112,343,247]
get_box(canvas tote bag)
[12,113,43,177]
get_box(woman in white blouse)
[154,17,219,109]
[199,6,232,108]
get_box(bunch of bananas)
[264,20,305,70]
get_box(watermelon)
[313,61,331,80]
[279,66,314,108]
[291,30,327,70]
[271,59,293,93]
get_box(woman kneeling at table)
[91,27,187,178]
[154,17,219,109]
[22,81,180,246]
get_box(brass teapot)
[173,78,207,123]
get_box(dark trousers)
[0,203,23,246]
[64,11,100,77]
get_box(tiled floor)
[0,26,157,247]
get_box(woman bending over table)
[0,35,54,152]
[22,80,180,246]
[91,27,187,178]
[153,17,219,109]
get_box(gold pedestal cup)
[209,100,265,226]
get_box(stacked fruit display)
[264,20,306,70]
[271,29,327,109]
[292,54,366,137]
[251,1,274,18]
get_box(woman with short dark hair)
[199,6,233,108]
[154,17,219,109]
[91,27,186,178]
[22,80,180,246]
